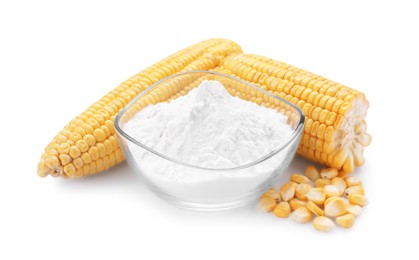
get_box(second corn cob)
[218,54,371,173]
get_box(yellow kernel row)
[258,165,368,232]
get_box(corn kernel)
[262,187,281,202]
[320,168,338,179]
[291,207,312,223]
[83,134,96,146]
[69,146,81,159]
[305,165,320,181]
[324,197,347,217]
[305,188,326,205]
[348,194,368,207]
[59,154,72,165]
[324,197,339,208]
[345,176,362,187]
[45,156,59,168]
[331,177,347,196]
[344,185,365,198]
[280,182,297,201]
[336,213,356,228]
[346,204,363,217]
[93,128,107,142]
[314,178,331,188]
[76,140,89,153]
[72,157,84,169]
[63,163,76,176]
[273,202,291,218]
[58,143,70,154]
[338,170,349,178]
[324,185,340,198]
[295,183,312,200]
[306,201,325,216]
[97,143,106,157]
[313,216,335,232]
[81,152,92,164]
[258,197,276,212]
[290,198,307,211]
[290,173,311,184]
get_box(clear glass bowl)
[115,71,305,212]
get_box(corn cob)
[218,53,371,173]
[37,39,242,178]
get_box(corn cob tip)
[37,156,64,178]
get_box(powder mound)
[124,80,293,169]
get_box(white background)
[1,0,418,259]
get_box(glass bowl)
[115,71,305,212]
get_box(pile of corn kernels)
[258,165,368,232]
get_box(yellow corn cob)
[38,39,242,178]
[217,53,371,173]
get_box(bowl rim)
[114,70,305,171]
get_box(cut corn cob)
[217,54,371,173]
[38,39,242,178]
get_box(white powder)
[123,80,294,204]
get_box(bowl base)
[153,190,259,212]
